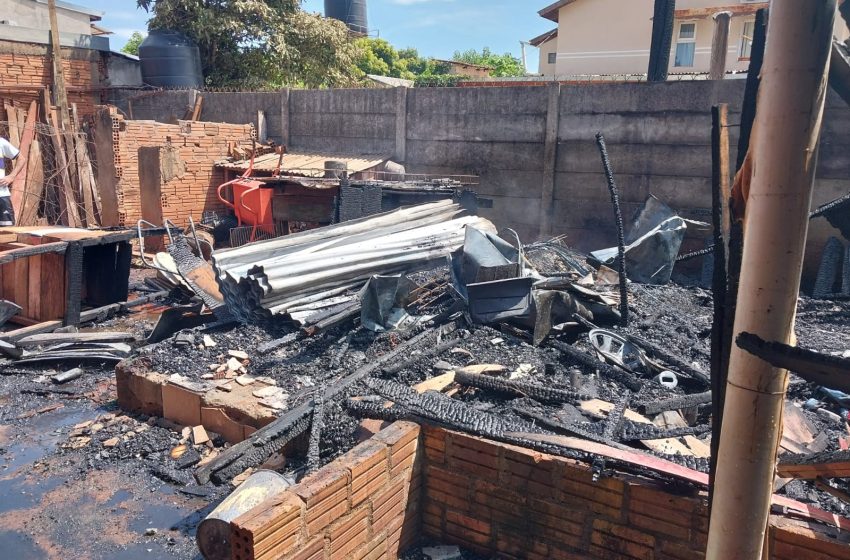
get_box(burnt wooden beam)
[195,325,452,484]
[63,241,84,326]
[0,241,68,265]
[736,332,850,393]
[777,450,850,480]
[640,390,713,416]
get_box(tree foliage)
[354,38,442,81]
[121,31,145,56]
[452,47,525,77]
[135,0,359,88]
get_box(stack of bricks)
[421,426,850,560]
[0,42,102,116]
[105,109,255,227]
[230,421,422,560]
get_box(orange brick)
[283,535,323,560]
[161,382,202,426]
[629,510,691,542]
[373,421,420,452]
[593,518,656,547]
[659,540,705,560]
[329,507,369,558]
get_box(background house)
[0,0,141,118]
[534,0,850,77]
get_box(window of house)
[548,52,557,65]
[740,20,755,59]
[674,22,696,67]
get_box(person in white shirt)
[0,137,20,226]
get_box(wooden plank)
[9,101,38,216]
[580,398,695,456]
[16,331,134,347]
[0,241,68,265]
[19,134,44,226]
[777,461,850,480]
[46,106,80,227]
[511,432,709,485]
[11,258,28,320]
[414,372,456,393]
[27,241,42,321]
[5,103,20,145]
[40,249,66,320]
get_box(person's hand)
[0,176,11,186]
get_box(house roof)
[538,0,578,22]
[529,28,558,47]
[434,59,492,71]
[33,0,103,21]
[366,74,414,88]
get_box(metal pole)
[706,1,836,558]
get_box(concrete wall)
[124,80,850,287]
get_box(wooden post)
[47,0,70,131]
[708,103,730,505]
[280,88,290,148]
[709,11,732,80]
[647,0,676,82]
[705,1,836,558]
[539,83,560,239]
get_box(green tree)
[136,0,359,88]
[121,31,145,56]
[452,47,525,77]
[354,38,424,80]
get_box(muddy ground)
[0,271,848,559]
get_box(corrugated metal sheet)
[216,151,390,177]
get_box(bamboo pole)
[705,1,836,559]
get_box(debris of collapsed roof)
[212,200,494,325]
[591,196,710,285]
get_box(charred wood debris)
[2,198,850,521]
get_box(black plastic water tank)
[139,30,204,88]
[324,0,368,34]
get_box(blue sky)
[82,0,553,72]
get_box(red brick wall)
[0,41,102,116]
[103,110,254,226]
[230,421,422,560]
[421,426,850,560]
[227,424,850,560]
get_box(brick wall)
[98,108,254,227]
[421,426,850,560]
[230,421,422,560]
[0,41,102,116]
[227,423,850,560]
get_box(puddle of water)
[0,407,95,475]
[0,530,45,559]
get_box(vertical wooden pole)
[394,86,408,163]
[47,0,70,131]
[705,1,836,559]
[709,11,732,80]
[708,103,730,505]
[648,0,676,82]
